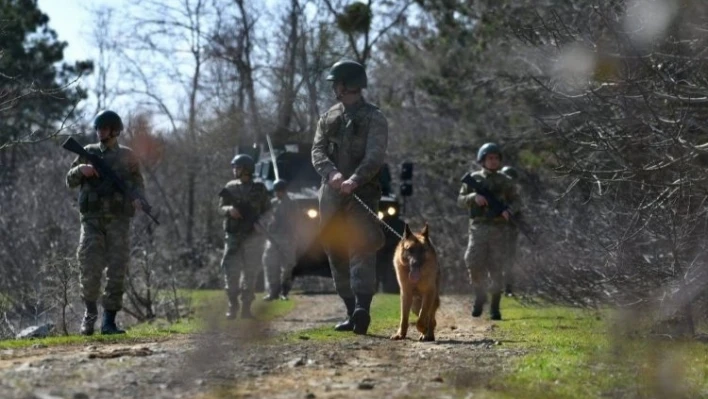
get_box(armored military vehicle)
[243,140,413,293]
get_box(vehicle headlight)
[386,206,396,216]
[307,209,318,219]
[377,211,384,219]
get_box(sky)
[36,0,291,131]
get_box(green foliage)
[0,0,93,147]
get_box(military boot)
[334,297,356,331]
[262,292,279,301]
[472,291,487,318]
[80,301,98,336]
[505,283,514,297]
[279,282,291,301]
[226,291,239,320]
[490,292,502,321]
[101,310,126,335]
[352,294,373,335]
[241,301,254,319]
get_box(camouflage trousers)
[262,234,297,295]
[319,184,385,297]
[464,222,508,295]
[220,232,265,305]
[77,217,131,311]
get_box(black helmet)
[273,179,288,191]
[230,154,255,174]
[477,142,502,164]
[326,60,367,89]
[93,110,123,134]
[501,165,519,179]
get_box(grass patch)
[488,298,708,399]
[0,290,295,350]
[280,293,401,342]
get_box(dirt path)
[0,295,519,399]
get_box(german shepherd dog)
[390,223,441,342]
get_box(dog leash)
[352,194,405,240]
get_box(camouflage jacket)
[457,168,521,223]
[66,141,145,220]
[264,194,299,235]
[218,179,271,235]
[311,97,388,189]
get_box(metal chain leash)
[352,194,404,240]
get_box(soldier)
[311,59,388,335]
[218,154,271,319]
[262,179,299,301]
[500,165,520,297]
[457,143,520,320]
[66,110,145,335]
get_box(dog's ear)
[420,223,429,241]
[403,223,413,239]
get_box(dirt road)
[0,294,518,399]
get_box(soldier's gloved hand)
[79,164,99,178]
[501,210,511,221]
[133,200,143,211]
[328,171,344,189]
[229,207,242,219]
[474,195,488,206]
[339,179,358,195]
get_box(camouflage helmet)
[273,179,288,192]
[93,110,124,134]
[501,165,519,179]
[477,142,502,164]
[230,154,255,174]
[326,60,367,89]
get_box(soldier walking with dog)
[262,179,299,301]
[311,60,388,335]
[218,154,271,319]
[457,143,521,320]
[65,110,145,335]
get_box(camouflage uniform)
[219,179,271,316]
[66,141,144,313]
[311,97,388,329]
[262,193,299,297]
[457,169,520,315]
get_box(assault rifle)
[460,172,535,243]
[218,187,289,254]
[62,136,160,225]
[218,187,260,230]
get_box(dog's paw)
[418,333,435,342]
[390,332,406,340]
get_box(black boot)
[262,292,279,301]
[101,310,126,335]
[226,291,239,320]
[241,302,254,319]
[490,292,502,321]
[334,297,356,331]
[352,294,373,335]
[505,283,514,297]
[279,282,291,301]
[80,301,98,336]
[472,291,487,318]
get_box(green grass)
[488,298,708,399]
[0,290,295,350]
